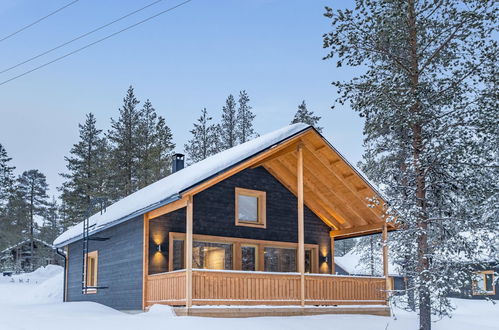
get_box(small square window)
[235,188,266,228]
[473,271,495,296]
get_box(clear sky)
[0,0,364,197]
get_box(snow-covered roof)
[1,238,54,255]
[54,123,311,247]
[335,250,401,276]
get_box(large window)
[235,188,266,228]
[84,251,98,294]
[473,271,495,295]
[172,239,233,271]
[168,233,319,274]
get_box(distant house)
[0,238,63,272]
[54,124,397,316]
[335,250,406,293]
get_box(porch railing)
[145,269,387,307]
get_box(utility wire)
[0,0,166,75]
[0,0,80,43]
[0,0,192,87]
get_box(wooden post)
[330,236,335,274]
[142,214,149,310]
[186,195,193,308]
[382,223,391,296]
[297,144,305,307]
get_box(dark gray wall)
[66,215,143,310]
[149,166,332,274]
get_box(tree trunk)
[407,0,431,329]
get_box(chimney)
[172,153,185,173]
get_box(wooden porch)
[145,269,388,308]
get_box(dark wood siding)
[66,215,143,310]
[149,166,332,274]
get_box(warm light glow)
[151,251,166,266]
[151,233,164,245]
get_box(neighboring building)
[54,124,397,316]
[0,238,63,272]
[449,261,498,300]
[335,250,406,293]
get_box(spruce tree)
[184,108,218,164]
[16,170,49,270]
[39,197,61,244]
[153,116,175,179]
[290,101,323,132]
[0,143,15,250]
[324,1,498,328]
[236,90,257,143]
[219,94,238,150]
[136,100,175,188]
[107,86,141,199]
[59,113,108,229]
[0,143,15,207]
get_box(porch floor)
[173,305,391,318]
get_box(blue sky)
[0,0,364,196]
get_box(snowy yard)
[0,266,497,330]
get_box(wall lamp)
[157,244,162,253]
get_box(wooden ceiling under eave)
[257,129,394,239]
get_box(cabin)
[1,238,63,273]
[53,124,396,317]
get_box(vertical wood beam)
[142,214,149,310]
[297,144,305,307]
[330,237,335,274]
[185,195,193,308]
[382,223,391,296]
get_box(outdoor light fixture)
[321,255,329,263]
[157,244,162,253]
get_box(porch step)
[173,306,391,318]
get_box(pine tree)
[184,108,218,164]
[291,101,323,132]
[153,116,175,178]
[219,94,238,150]
[0,143,15,207]
[236,90,257,143]
[136,100,175,188]
[324,1,498,328]
[16,170,49,271]
[107,86,141,199]
[59,113,108,229]
[39,197,61,245]
[0,143,15,251]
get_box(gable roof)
[54,124,312,247]
[54,123,393,248]
[1,238,54,256]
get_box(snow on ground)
[1,266,498,330]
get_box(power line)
[0,0,166,75]
[0,0,193,87]
[0,0,80,43]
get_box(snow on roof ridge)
[54,123,311,247]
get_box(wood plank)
[186,195,193,308]
[146,197,188,220]
[330,237,335,274]
[183,129,314,196]
[142,214,149,310]
[264,160,344,229]
[297,144,305,307]
[330,224,385,239]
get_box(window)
[172,239,233,271]
[241,245,258,271]
[235,188,266,228]
[168,232,319,274]
[473,271,495,295]
[264,247,296,272]
[193,241,233,270]
[84,251,98,294]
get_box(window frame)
[472,270,495,296]
[168,232,318,273]
[84,250,98,294]
[235,187,267,228]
